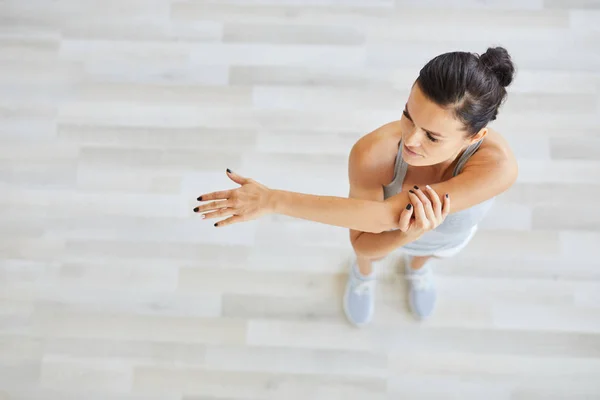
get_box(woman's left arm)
[407,141,518,215]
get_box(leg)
[409,255,435,271]
[405,226,479,320]
[356,253,385,277]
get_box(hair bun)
[480,47,515,88]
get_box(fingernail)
[200,214,205,219]
[226,168,232,173]
[406,204,412,210]
[193,207,199,212]
[426,185,431,190]
[197,196,202,201]
[409,190,415,194]
[445,193,449,198]
[414,185,419,190]
[214,222,218,227]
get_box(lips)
[404,144,422,157]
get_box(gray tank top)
[382,140,495,255]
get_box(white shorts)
[400,225,479,259]
[431,225,479,258]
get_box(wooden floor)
[2,0,600,399]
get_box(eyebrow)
[404,104,445,138]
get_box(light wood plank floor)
[1,1,600,399]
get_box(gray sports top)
[383,140,495,256]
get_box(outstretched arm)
[268,189,397,233]
[196,168,399,233]
[196,130,409,234]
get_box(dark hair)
[416,47,516,136]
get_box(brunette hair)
[417,46,516,135]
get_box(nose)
[403,129,422,148]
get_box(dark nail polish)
[445,193,449,198]
[406,204,412,210]
[193,207,199,212]
[214,222,218,227]
[414,185,419,190]
[409,190,415,194]
[226,168,231,173]
[197,196,202,201]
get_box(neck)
[427,144,469,180]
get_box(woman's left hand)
[194,169,274,227]
[399,185,450,239]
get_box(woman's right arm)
[196,129,407,233]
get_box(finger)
[442,193,451,218]
[398,203,414,232]
[408,191,427,227]
[214,215,244,228]
[424,185,442,221]
[196,190,233,202]
[226,168,249,186]
[411,186,435,222]
[193,200,231,214]
[200,208,235,220]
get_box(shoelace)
[406,268,433,291]
[353,279,376,296]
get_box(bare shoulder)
[476,128,515,159]
[348,121,401,186]
[464,128,518,185]
[470,129,517,164]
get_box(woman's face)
[400,82,486,167]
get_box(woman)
[194,47,519,326]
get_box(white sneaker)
[404,255,437,320]
[343,260,376,327]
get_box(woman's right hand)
[398,185,450,239]
[194,169,274,227]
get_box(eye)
[404,109,440,142]
[426,132,439,143]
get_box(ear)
[468,127,488,145]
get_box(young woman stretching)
[194,47,518,326]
